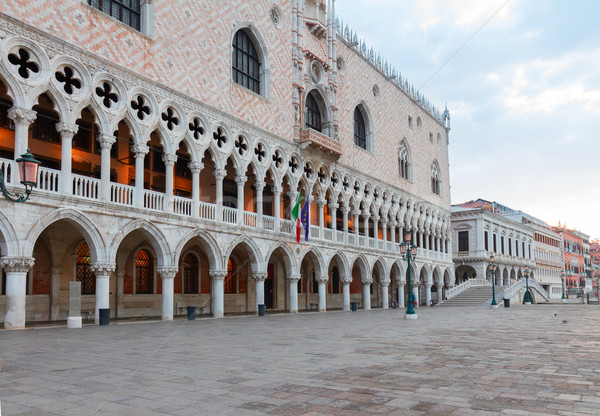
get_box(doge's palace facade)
[0,0,453,329]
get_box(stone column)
[437,282,444,303]
[98,134,116,201]
[90,263,116,324]
[8,107,36,173]
[317,275,328,311]
[372,215,379,242]
[255,180,265,228]
[317,198,326,238]
[418,230,424,248]
[381,280,389,309]
[253,272,267,314]
[132,144,149,207]
[1,257,35,329]
[353,210,360,241]
[210,270,226,318]
[50,266,61,321]
[342,206,349,242]
[381,218,388,242]
[214,168,226,220]
[288,274,300,313]
[235,175,247,225]
[158,266,178,321]
[362,280,372,310]
[56,122,78,196]
[398,283,405,308]
[341,276,351,311]
[162,153,176,213]
[330,202,338,232]
[390,221,397,244]
[425,283,432,306]
[363,212,371,241]
[189,161,203,218]
[273,185,281,230]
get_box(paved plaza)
[1,305,600,416]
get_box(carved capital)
[372,215,380,222]
[97,134,116,149]
[254,180,265,192]
[131,144,149,155]
[157,266,178,279]
[329,202,339,210]
[90,263,116,276]
[235,175,247,186]
[210,269,227,280]
[8,107,36,125]
[272,185,282,194]
[340,275,352,284]
[161,153,177,165]
[287,273,301,282]
[362,279,373,286]
[0,257,35,273]
[315,275,328,284]
[214,168,227,179]
[55,122,79,137]
[188,161,203,173]
[252,272,268,281]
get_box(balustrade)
[223,206,237,224]
[111,183,134,206]
[72,174,100,200]
[173,196,192,216]
[144,190,164,211]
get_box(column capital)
[8,107,36,125]
[362,212,371,219]
[90,263,116,275]
[157,266,178,279]
[391,220,398,227]
[254,180,265,192]
[425,282,432,288]
[188,161,203,173]
[56,122,79,136]
[272,185,282,194]
[340,275,352,284]
[214,168,227,179]
[0,257,35,273]
[329,202,339,210]
[380,279,390,287]
[252,272,268,281]
[316,198,327,207]
[287,273,301,282]
[340,205,351,214]
[362,279,373,286]
[235,175,247,185]
[98,134,116,149]
[315,275,328,284]
[372,215,380,222]
[210,269,227,280]
[161,153,177,166]
[131,143,149,155]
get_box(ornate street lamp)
[400,228,418,319]
[489,253,498,308]
[0,149,41,203]
[560,271,566,302]
[523,266,532,305]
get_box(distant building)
[553,225,588,296]
[591,240,600,294]
[451,199,535,287]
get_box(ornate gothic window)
[431,163,440,195]
[88,0,141,31]
[232,30,261,94]
[135,249,153,294]
[183,254,199,294]
[354,107,366,149]
[398,142,410,180]
[305,92,321,132]
[76,243,96,295]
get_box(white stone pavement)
[1,305,599,415]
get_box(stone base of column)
[490,304,499,309]
[67,316,82,328]
[525,302,532,305]
[404,313,418,320]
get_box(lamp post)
[523,266,532,305]
[400,229,418,319]
[560,271,566,302]
[489,253,498,308]
[0,149,41,203]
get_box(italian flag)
[291,193,302,243]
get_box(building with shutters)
[0,0,453,329]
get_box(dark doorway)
[265,263,274,309]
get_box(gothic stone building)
[0,0,453,329]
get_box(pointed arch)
[226,235,264,273]
[351,253,371,282]
[24,208,106,263]
[264,241,298,276]
[172,228,222,271]
[300,246,326,278]
[303,86,332,137]
[0,210,20,257]
[231,22,271,98]
[353,101,373,152]
[328,250,350,278]
[109,219,171,268]
[398,138,411,180]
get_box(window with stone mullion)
[354,108,366,149]
[305,93,321,132]
[232,30,260,94]
[89,0,140,31]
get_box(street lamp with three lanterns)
[523,266,532,305]
[400,228,418,319]
[489,253,498,308]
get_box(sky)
[336,0,600,240]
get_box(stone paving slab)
[1,305,600,415]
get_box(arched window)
[232,30,260,94]
[305,92,322,132]
[331,266,340,294]
[76,243,95,295]
[224,258,235,294]
[431,163,440,195]
[354,107,366,149]
[135,249,153,294]
[183,253,199,294]
[398,142,410,180]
